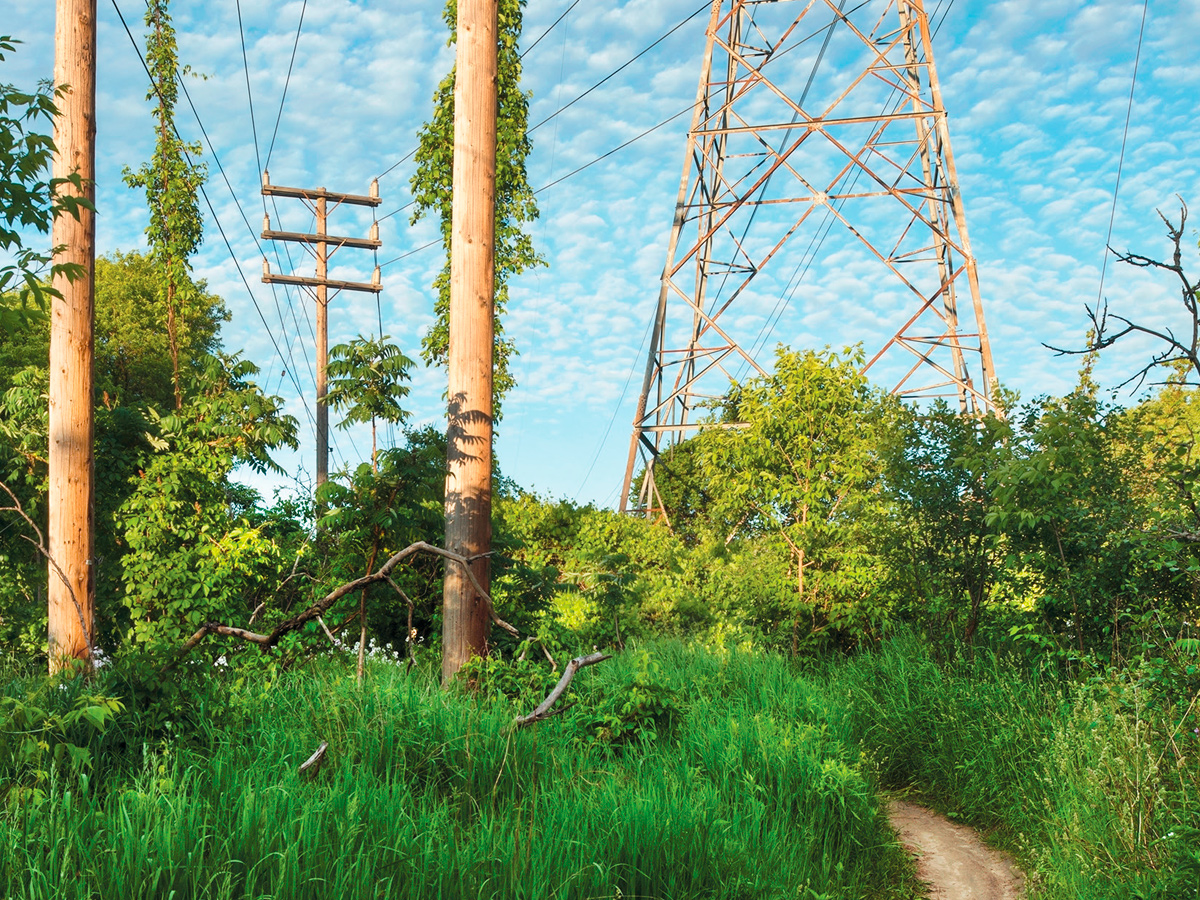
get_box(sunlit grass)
[1,643,911,900]
[832,634,1200,900]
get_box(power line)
[379,238,441,270]
[172,73,314,419]
[373,2,708,186]
[235,0,263,180]
[110,0,322,447]
[574,312,654,502]
[1096,0,1150,308]
[528,2,709,136]
[521,0,581,59]
[533,101,698,196]
[265,0,307,170]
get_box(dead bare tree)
[1048,200,1200,390]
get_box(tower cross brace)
[621,0,997,516]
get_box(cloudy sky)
[4,0,1200,506]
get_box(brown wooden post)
[48,0,97,674]
[259,173,382,502]
[442,0,498,684]
[315,195,328,491]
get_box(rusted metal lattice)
[621,0,997,515]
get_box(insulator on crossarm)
[262,257,270,278]
[369,221,379,242]
[262,213,270,233]
[262,169,270,189]
[372,266,381,288]
[369,178,379,200]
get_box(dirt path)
[887,800,1026,900]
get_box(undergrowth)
[0,642,912,900]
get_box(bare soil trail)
[887,799,1026,900]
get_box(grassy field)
[1,644,912,900]
[6,635,1195,899]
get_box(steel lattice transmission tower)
[621,0,997,515]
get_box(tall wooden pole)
[48,0,97,674]
[315,196,328,491]
[442,0,498,683]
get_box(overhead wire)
[172,74,317,433]
[235,0,264,179]
[528,2,709,136]
[110,0,308,413]
[521,0,582,59]
[573,312,655,501]
[373,2,709,187]
[264,0,307,170]
[235,0,317,431]
[110,0,366,471]
[1095,0,1150,309]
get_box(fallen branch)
[299,741,328,779]
[177,541,518,662]
[515,651,611,728]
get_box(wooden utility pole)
[261,173,381,491]
[442,0,499,683]
[48,0,97,674]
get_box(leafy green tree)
[882,401,1011,647]
[986,389,1150,660]
[636,437,717,546]
[325,335,414,473]
[119,355,298,651]
[698,346,897,653]
[318,427,448,668]
[0,35,89,318]
[410,0,542,414]
[1,251,227,406]
[122,0,207,410]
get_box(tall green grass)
[1,644,911,899]
[831,633,1200,899]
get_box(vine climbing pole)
[621,0,997,515]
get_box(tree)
[698,346,897,653]
[1,251,229,660]
[410,0,542,415]
[0,36,88,330]
[324,335,414,473]
[122,0,207,410]
[986,388,1148,660]
[1,251,227,407]
[882,401,1010,646]
[120,355,298,652]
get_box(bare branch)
[174,541,518,663]
[1044,199,1200,388]
[299,741,328,779]
[515,651,611,728]
[0,479,93,660]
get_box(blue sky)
[4,0,1200,507]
